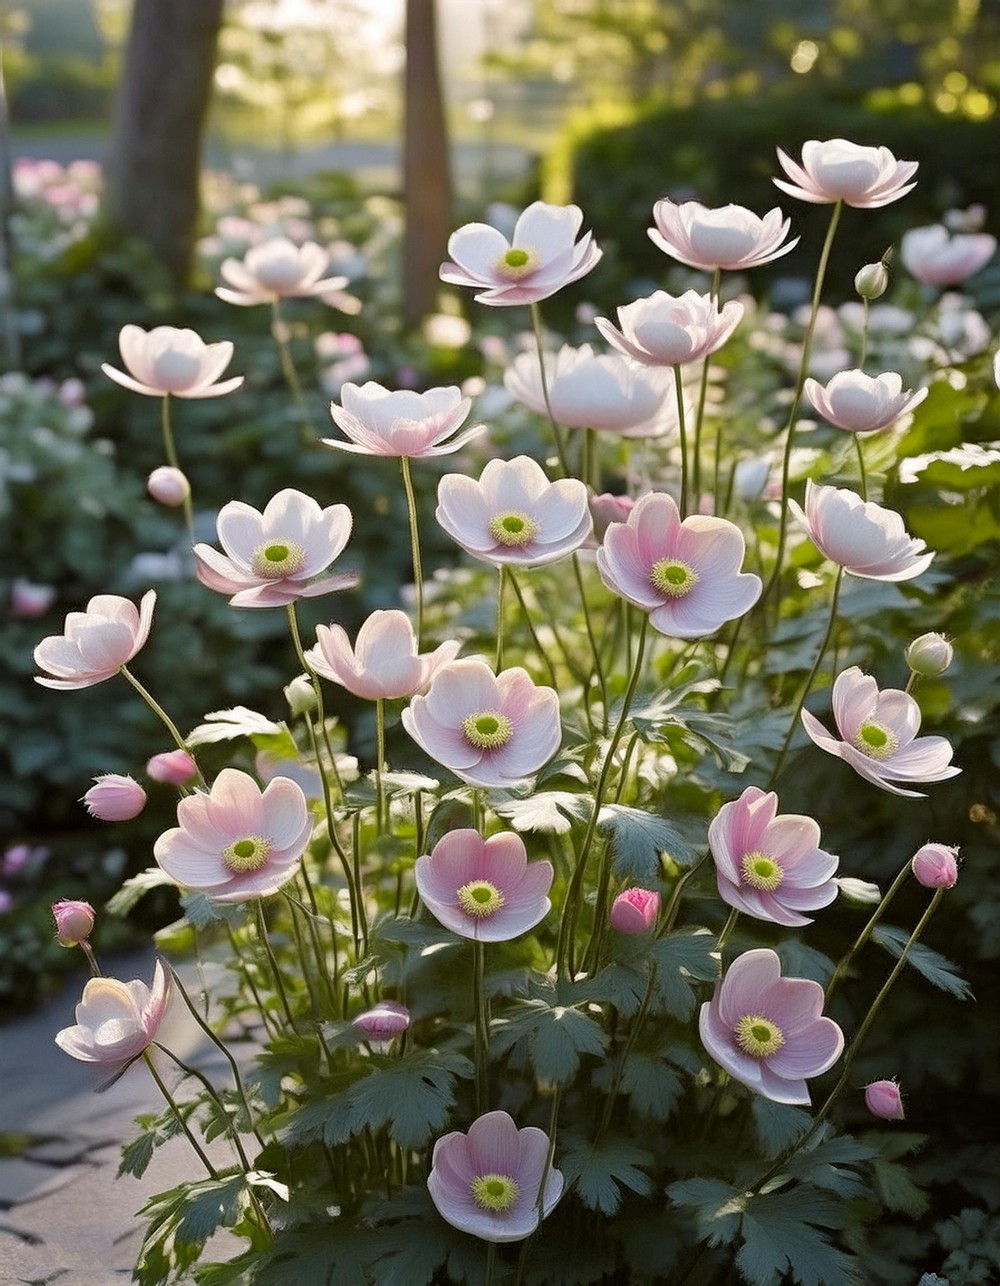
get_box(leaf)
[180,892,247,930]
[248,1224,374,1286]
[613,1051,684,1121]
[118,1111,180,1180]
[751,1096,812,1157]
[898,442,1000,488]
[737,1188,855,1286]
[871,924,973,999]
[491,790,591,834]
[597,804,694,880]
[571,964,648,1019]
[559,1133,654,1214]
[666,1177,743,1246]
[490,998,607,1084]
[785,1133,877,1197]
[872,1157,930,1216]
[105,866,177,916]
[187,706,285,746]
[647,929,718,1019]
[344,1049,474,1149]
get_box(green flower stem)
[529,301,570,477]
[81,941,102,976]
[658,852,709,937]
[701,266,721,508]
[271,298,317,443]
[496,566,506,672]
[153,1040,254,1170]
[767,565,844,789]
[825,860,913,1005]
[225,924,281,1041]
[283,890,322,1015]
[375,697,388,833]
[473,939,489,1116]
[119,665,206,788]
[254,900,295,1028]
[674,364,690,518]
[854,433,869,501]
[485,1242,498,1286]
[143,1049,218,1178]
[904,671,919,695]
[572,552,609,730]
[506,570,560,687]
[714,906,740,961]
[399,455,425,646]
[762,199,844,608]
[514,1085,563,1286]
[160,394,195,538]
[596,968,656,1142]
[859,298,871,370]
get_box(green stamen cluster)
[456,879,506,919]
[471,1172,521,1212]
[495,247,540,280]
[462,710,514,750]
[650,557,699,598]
[734,1013,785,1059]
[852,719,899,760]
[251,540,307,579]
[488,511,539,548]
[741,851,784,892]
[222,835,273,873]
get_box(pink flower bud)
[865,1079,905,1120]
[52,899,96,947]
[911,842,959,889]
[352,1001,410,1041]
[147,466,191,507]
[11,578,57,618]
[610,887,661,934]
[589,493,635,541]
[146,749,198,786]
[905,632,953,677]
[82,773,147,821]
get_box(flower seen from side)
[147,750,199,786]
[147,466,191,507]
[865,1079,905,1121]
[610,887,660,934]
[428,1110,564,1242]
[34,591,156,690]
[324,381,484,457]
[699,948,844,1104]
[596,491,761,638]
[804,369,927,434]
[648,200,798,271]
[416,829,553,941]
[774,139,918,208]
[215,236,349,306]
[901,224,996,287]
[911,842,959,889]
[352,1001,411,1042]
[55,958,171,1074]
[503,343,665,432]
[440,201,602,306]
[102,325,244,399]
[194,488,357,608]
[83,774,147,822]
[153,768,312,902]
[788,481,934,581]
[306,609,461,700]
[403,659,561,788]
[801,666,961,797]
[708,786,839,927]
[595,290,744,367]
[52,900,95,947]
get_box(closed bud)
[284,674,318,717]
[855,260,890,300]
[352,1001,410,1042]
[82,773,147,821]
[911,842,958,889]
[147,466,191,507]
[146,749,198,786]
[864,1079,905,1120]
[610,887,660,934]
[52,899,96,947]
[905,632,953,677]
[589,493,635,541]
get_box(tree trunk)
[103,0,224,286]
[402,0,453,330]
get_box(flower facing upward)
[901,224,996,287]
[865,1079,905,1121]
[708,786,839,927]
[428,1110,564,1242]
[911,842,959,889]
[305,609,461,700]
[215,236,349,306]
[649,200,798,271]
[194,488,357,608]
[610,887,660,934]
[83,774,147,822]
[789,481,934,581]
[153,768,312,902]
[34,592,156,690]
[102,325,243,399]
[804,369,927,434]
[699,948,844,1105]
[503,344,665,432]
[56,958,171,1073]
[324,381,484,458]
[52,900,95,947]
[595,290,744,367]
[596,491,761,638]
[416,829,553,941]
[403,659,561,788]
[440,201,602,306]
[774,139,918,208]
[436,456,592,568]
[801,666,961,798]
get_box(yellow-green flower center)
[852,719,899,761]
[471,1172,521,1212]
[650,557,699,598]
[462,709,514,750]
[495,247,540,280]
[734,1013,785,1059]
[741,851,784,892]
[222,835,273,873]
[252,540,307,579]
[456,879,506,919]
[488,510,539,547]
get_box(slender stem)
[160,394,195,538]
[854,434,868,501]
[496,566,506,672]
[119,665,206,787]
[702,266,721,509]
[904,671,919,695]
[473,939,489,1116]
[255,900,295,1027]
[714,906,740,960]
[80,942,102,976]
[399,455,425,646]
[485,1242,497,1286]
[375,697,387,833]
[143,1050,218,1178]
[859,298,870,370]
[154,1041,254,1170]
[572,552,609,728]
[673,364,690,518]
[825,860,912,1005]
[271,298,317,442]
[529,301,570,476]
[514,1086,562,1286]
[596,971,655,1140]
[658,851,709,936]
[506,569,559,687]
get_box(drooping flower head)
[596,491,761,638]
[403,659,561,788]
[804,369,927,434]
[353,1001,411,1042]
[147,750,199,786]
[416,829,553,941]
[55,958,171,1077]
[82,774,147,822]
[865,1079,905,1121]
[649,199,798,271]
[440,201,602,306]
[102,325,243,399]
[699,948,844,1104]
[801,666,961,797]
[194,488,358,608]
[153,768,312,902]
[901,224,996,287]
[708,786,839,927]
[306,609,461,700]
[595,290,744,367]
[324,381,484,458]
[34,592,156,690]
[215,236,349,306]
[436,456,592,568]
[774,139,918,208]
[428,1110,564,1242]
[789,481,934,581]
[503,343,666,432]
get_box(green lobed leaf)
[559,1133,654,1215]
[105,866,177,916]
[871,924,973,999]
[118,1111,180,1180]
[597,803,694,880]
[647,929,719,1019]
[736,1188,855,1286]
[666,1177,744,1246]
[490,998,607,1084]
[343,1049,474,1149]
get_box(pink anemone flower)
[324,381,485,458]
[648,200,798,271]
[402,659,561,788]
[428,1110,564,1242]
[305,609,461,700]
[194,488,358,608]
[596,491,761,638]
[900,224,996,287]
[34,591,156,690]
[440,201,602,306]
[699,948,844,1105]
[804,369,927,434]
[416,829,553,941]
[102,325,243,398]
[215,236,349,306]
[595,290,744,367]
[801,666,961,798]
[55,958,171,1081]
[788,481,934,581]
[153,768,313,902]
[774,139,918,209]
[708,786,839,927]
[436,455,592,568]
[502,343,665,432]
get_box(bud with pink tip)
[147,466,191,508]
[905,632,953,677]
[52,899,96,947]
[865,1079,905,1120]
[82,774,147,821]
[911,842,958,889]
[352,1000,411,1042]
[11,578,57,618]
[610,887,661,934]
[146,750,198,786]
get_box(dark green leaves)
[597,804,694,879]
[491,997,607,1084]
[560,1134,654,1214]
[872,924,973,999]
